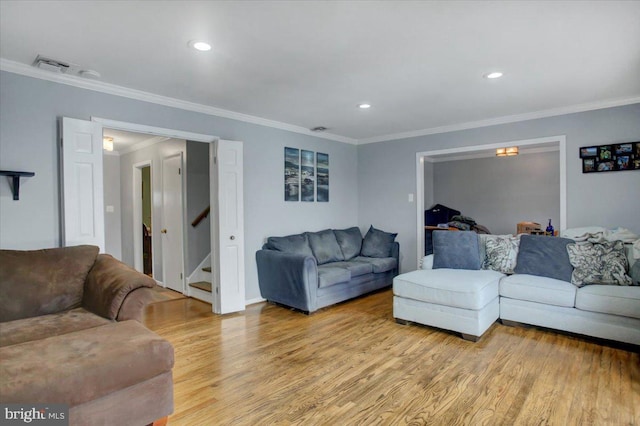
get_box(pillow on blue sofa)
[432,231,481,270]
[514,235,573,282]
[361,226,397,258]
[307,229,345,264]
[334,227,363,260]
[267,233,314,257]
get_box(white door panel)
[215,140,245,314]
[161,153,184,293]
[61,117,105,251]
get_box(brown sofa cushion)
[0,245,99,322]
[83,254,157,320]
[0,320,174,406]
[0,308,111,347]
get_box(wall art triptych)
[284,147,329,202]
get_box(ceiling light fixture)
[496,146,518,157]
[358,103,371,109]
[484,72,504,79]
[103,137,114,152]
[188,40,212,51]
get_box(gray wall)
[103,153,122,260]
[427,151,560,235]
[186,140,211,276]
[359,103,640,275]
[0,71,358,301]
[119,138,186,282]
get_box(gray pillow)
[334,227,363,260]
[267,233,313,257]
[361,226,397,258]
[514,235,573,282]
[432,231,481,270]
[307,229,345,265]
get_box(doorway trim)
[415,135,567,269]
[132,160,152,275]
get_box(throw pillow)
[267,233,314,257]
[513,235,574,282]
[432,231,481,270]
[360,225,397,258]
[333,227,363,260]
[566,240,633,287]
[483,234,520,274]
[307,229,345,265]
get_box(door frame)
[415,135,567,268]
[91,117,245,313]
[132,160,152,275]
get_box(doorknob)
[161,229,167,234]
[230,235,235,240]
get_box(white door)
[60,117,105,251]
[213,140,245,314]
[161,153,184,293]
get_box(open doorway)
[415,135,567,267]
[141,165,152,276]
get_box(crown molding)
[0,58,357,145]
[358,97,640,145]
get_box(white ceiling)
[1,1,639,144]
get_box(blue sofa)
[256,226,399,313]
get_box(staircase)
[187,256,213,304]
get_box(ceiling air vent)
[33,55,71,73]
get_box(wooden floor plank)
[143,290,639,425]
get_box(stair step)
[202,267,211,273]
[189,281,212,293]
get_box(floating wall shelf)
[0,170,35,200]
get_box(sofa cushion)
[361,226,397,258]
[0,245,100,323]
[432,231,481,270]
[307,229,345,265]
[500,274,576,308]
[353,256,397,273]
[317,266,351,288]
[393,269,502,310]
[333,227,363,260]
[0,308,111,348]
[329,261,373,277]
[514,235,574,282]
[567,240,632,287]
[483,234,520,274]
[267,233,313,257]
[576,285,640,319]
[0,320,173,406]
[575,285,640,319]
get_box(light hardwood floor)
[144,290,639,425]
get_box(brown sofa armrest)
[83,254,156,320]
[116,287,163,322]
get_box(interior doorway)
[141,165,153,275]
[415,135,567,268]
[161,153,185,293]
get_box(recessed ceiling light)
[484,72,503,79]
[188,40,212,51]
[358,103,371,109]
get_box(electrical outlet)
[408,193,414,203]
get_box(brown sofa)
[0,245,174,426]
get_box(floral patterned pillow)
[482,235,520,274]
[566,240,632,287]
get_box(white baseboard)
[245,297,266,306]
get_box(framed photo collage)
[579,142,639,173]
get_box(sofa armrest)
[83,254,156,321]
[256,249,317,312]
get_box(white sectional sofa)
[394,231,640,345]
